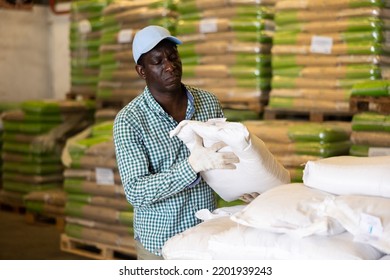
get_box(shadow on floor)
[0,210,89,260]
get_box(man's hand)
[188,134,239,173]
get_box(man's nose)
[163,58,175,71]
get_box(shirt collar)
[143,84,195,121]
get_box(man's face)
[139,40,183,93]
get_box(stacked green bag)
[1,99,94,205]
[94,0,179,123]
[244,120,352,182]
[269,0,390,114]
[351,80,390,97]
[349,80,390,156]
[350,112,390,156]
[23,189,67,218]
[62,120,135,253]
[70,0,112,98]
[0,102,20,198]
[176,0,275,119]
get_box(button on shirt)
[113,84,224,255]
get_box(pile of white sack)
[164,119,390,260]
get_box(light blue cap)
[132,25,182,64]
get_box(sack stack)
[269,0,390,115]
[0,103,19,193]
[94,0,178,121]
[243,120,352,182]
[349,111,390,156]
[176,0,276,117]
[70,0,111,99]
[61,121,135,256]
[0,100,94,206]
[348,80,390,156]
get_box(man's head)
[132,25,182,65]
[133,26,183,94]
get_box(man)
[113,25,239,259]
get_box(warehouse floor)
[0,210,89,260]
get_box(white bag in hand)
[170,119,290,201]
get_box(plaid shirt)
[113,84,224,256]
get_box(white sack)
[170,119,290,201]
[303,155,390,198]
[162,217,235,260]
[231,183,344,237]
[208,224,383,260]
[324,194,390,254]
[162,216,383,260]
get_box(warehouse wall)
[0,5,70,102]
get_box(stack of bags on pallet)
[176,0,276,115]
[243,120,352,182]
[0,102,20,192]
[0,100,94,207]
[349,111,390,156]
[62,121,135,251]
[349,80,390,156]
[70,0,111,98]
[269,0,390,113]
[95,0,178,121]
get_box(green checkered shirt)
[113,84,224,256]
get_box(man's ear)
[135,64,146,80]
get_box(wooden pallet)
[350,96,390,114]
[263,107,353,122]
[0,201,26,214]
[25,212,65,232]
[60,234,137,260]
[0,0,33,10]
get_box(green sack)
[351,80,390,96]
[349,144,369,156]
[352,112,389,131]
[288,123,350,142]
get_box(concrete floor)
[0,210,89,260]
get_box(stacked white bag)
[162,149,390,259]
[303,155,390,197]
[162,183,385,260]
[303,155,390,255]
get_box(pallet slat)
[263,107,353,122]
[0,202,26,214]
[60,234,136,260]
[350,96,390,114]
[25,212,65,232]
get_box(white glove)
[188,134,239,173]
[239,192,260,204]
[169,120,196,145]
